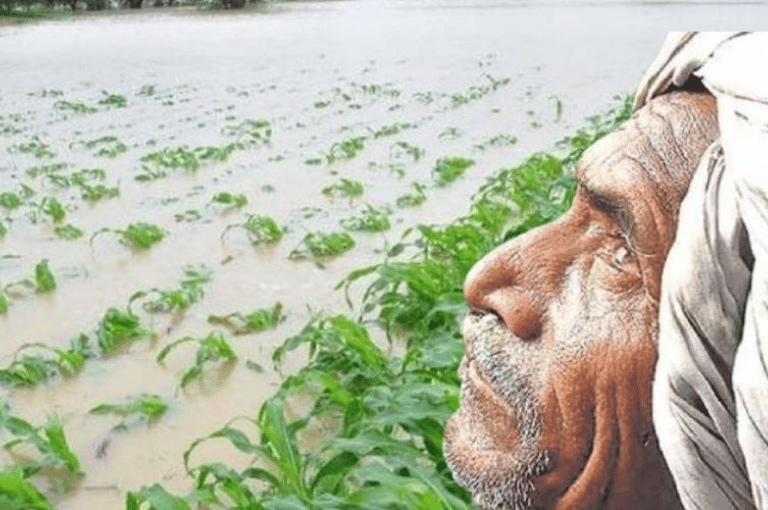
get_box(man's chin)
[444,400,551,510]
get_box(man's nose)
[464,225,569,341]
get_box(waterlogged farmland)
[3,1,767,509]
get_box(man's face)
[444,92,718,510]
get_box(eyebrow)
[579,182,636,237]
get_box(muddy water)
[1,1,766,507]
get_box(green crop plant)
[390,141,425,162]
[0,406,82,476]
[89,394,168,431]
[396,181,428,208]
[340,205,391,232]
[321,178,364,200]
[0,191,23,210]
[222,214,283,245]
[474,133,518,151]
[222,118,272,146]
[194,143,240,163]
[141,146,200,173]
[207,302,284,335]
[0,338,87,388]
[289,232,355,260]
[325,137,365,163]
[81,135,128,158]
[433,157,475,186]
[80,183,120,202]
[138,84,156,96]
[98,91,128,108]
[0,221,6,238]
[39,197,65,223]
[129,265,211,314]
[53,100,97,115]
[8,136,56,159]
[91,222,166,250]
[54,224,84,240]
[156,332,237,389]
[96,307,155,355]
[3,259,56,295]
[371,122,415,139]
[0,466,54,510]
[25,162,67,179]
[211,191,248,208]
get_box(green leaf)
[34,259,56,293]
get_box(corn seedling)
[396,181,428,208]
[3,259,56,295]
[25,162,67,179]
[39,197,65,223]
[433,157,474,186]
[0,339,88,387]
[207,302,284,335]
[390,141,425,162]
[438,127,462,140]
[194,143,239,163]
[371,122,415,139]
[53,100,96,115]
[321,178,364,200]
[89,394,168,431]
[125,484,190,510]
[222,118,272,146]
[474,133,518,151]
[211,191,248,208]
[91,222,166,250]
[0,406,82,476]
[325,137,365,163]
[54,224,84,240]
[222,214,283,245]
[289,231,355,260]
[80,135,128,158]
[340,205,391,232]
[0,191,23,210]
[141,146,200,173]
[156,332,237,389]
[0,466,54,510]
[8,136,56,159]
[138,84,156,96]
[129,265,211,314]
[96,307,155,355]
[98,91,128,108]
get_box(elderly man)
[444,89,719,509]
[635,32,768,510]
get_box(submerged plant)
[96,307,155,355]
[0,466,54,510]
[222,214,283,245]
[325,137,366,163]
[89,394,168,431]
[289,232,355,260]
[396,181,428,208]
[340,205,391,232]
[433,157,475,186]
[0,339,87,387]
[91,222,166,250]
[321,178,364,200]
[0,406,82,476]
[53,100,97,115]
[157,332,237,389]
[8,137,56,159]
[211,191,248,208]
[129,265,212,314]
[54,224,84,240]
[98,91,128,108]
[207,302,284,335]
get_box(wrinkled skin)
[444,91,719,510]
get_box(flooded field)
[2,1,768,508]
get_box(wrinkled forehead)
[575,91,718,214]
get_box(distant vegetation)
[0,0,258,15]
